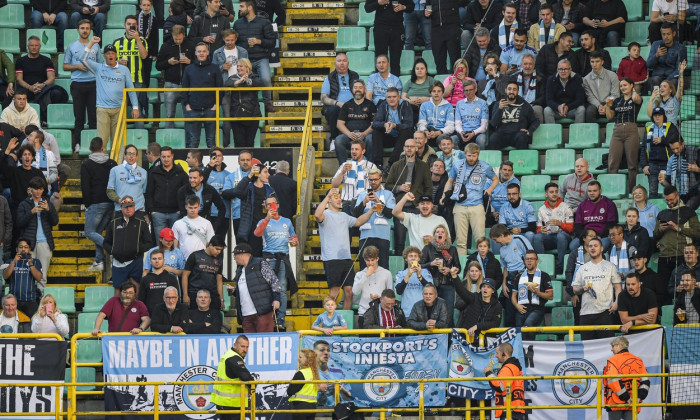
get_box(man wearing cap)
[231,242,282,333]
[138,249,181,315]
[82,37,140,145]
[641,106,677,199]
[103,195,153,295]
[142,227,187,278]
[392,192,447,250]
[182,235,226,310]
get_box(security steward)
[603,336,650,420]
[286,348,327,420]
[212,335,255,419]
[483,343,526,420]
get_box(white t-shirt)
[652,0,688,15]
[0,313,19,333]
[572,259,622,316]
[172,216,215,260]
[237,270,257,316]
[223,48,239,78]
[401,212,448,250]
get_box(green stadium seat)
[583,148,609,175]
[648,198,667,211]
[0,28,21,54]
[636,173,650,193]
[614,199,631,221]
[661,304,674,326]
[565,333,582,341]
[508,149,539,175]
[557,254,568,281]
[623,0,643,21]
[127,129,149,149]
[551,306,574,326]
[637,96,652,123]
[147,77,159,103]
[542,148,575,175]
[160,103,185,128]
[54,78,73,103]
[566,123,599,149]
[76,340,102,363]
[686,71,700,95]
[603,122,615,147]
[107,4,137,28]
[346,51,376,76]
[7,0,30,4]
[27,29,57,54]
[598,174,627,199]
[78,312,99,334]
[421,50,438,75]
[545,281,564,308]
[101,29,126,45]
[29,103,41,122]
[358,5,375,27]
[681,96,697,120]
[83,286,113,313]
[389,255,405,277]
[48,104,82,129]
[80,129,101,156]
[521,175,550,201]
[336,27,366,52]
[156,128,186,148]
[399,75,411,86]
[398,50,415,76]
[535,334,558,341]
[336,309,354,329]
[624,22,649,43]
[530,123,562,150]
[47,129,73,156]
[57,54,71,79]
[63,30,81,50]
[43,286,76,314]
[0,5,26,29]
[538,254,555,275]
[681,120,700,146]
[65,367,97,393]
[608,47,629,71]
[367,30,374,51]
[479,150,502,169]
[687,45,695,70]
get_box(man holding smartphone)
[113,15,149,128]
[2,239,43,316]
[654,185,700,283]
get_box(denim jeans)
[70,12,106,38]
[645,162,664,198]
[404,10,432,50]
[162,81,182,130]
[130,82,146,129]
[269,257,287,325]
[689,4,700,31]
[515,308,544,340]
[184,108,216,148]
[31,11,68,49]
[151,212,181,241]
[604,30,621,47]
[221,91,232,146]
[334,134,374,165]
[84,202,113,263]
[438,284,455,327]
[533,231,571,272]
[251,58,272,105]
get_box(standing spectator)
[669,244,700,299]
[649,0,687,43]
[187,289,223,334]
[425,0,461,75]
[417,81,455,146]
[138,250,181,314]
[156,25,196,129]
[223,151,252,237]
[91,282,150,334]
[203,149,231,232]
[499,29,537,75]
[225,58,262,148]
[544,58,585,123]
[490,2,519,49]
[465,28,502,82]
[571,181,618,250]
[572,236,622,339]
[673,270,700,324]
[146,142,161,171]
[70,0,109,37]
[177,167,226,233]
[103,196,153,294]
[647,24,686,89]
[136,0,159,109]
[182,236,225,309]
[631,185,660,237]
[565,228,597,325]
[163,2,189,42]
[489,81,540,149]
[605,77,642,192]
[444,59,474,106]
[363,289,408,329]
[142,227,186,278]
[441,143,498,254]
[147,146,189,237]
[234,0,276,113]
[462,0,502,50]
[404,0,431,51]
[641,107,676,199]
[63,20,101,153]
[617,42,647,95]
[535,31,574,82]
[365,0,413,77]
[647,72,685,126]
[30,294,69,337]
[253,0,285,27]
[82,39,139,145]
[583,51,620,122]
[194,0,237,22]
[113,15,149,126]
[173,195,215,260]
[659,137,700,209]
[393,193,448,250]
[106,144,147,218]
[353,169,395,269]
[323,54,361,149]
[213,29,248,146]
[0,50,14,109]
[268,160,296,220]
[150,286,191,333]
[371,87,413,169]
[231,242,281,333]
[352,246,394,327]
[513,0,540,29]
[406,283,448,329]
[419,224,460,324]
[582,0,627,47]
[511,250,553,339]
[395,246,434,315]
[2,240,43,316]
[617,272,658,333]
[182,43,222,148]
[623,208,650,259]
[490,223,533,325]
[654,186,700,283]
[366,55,403,106]
[454,79,489,149]
[429,160,451,230]
[436,135,465,173]
[572,30,612,76]
[1,141,45,210]
[188,0,230,52]
[527,4,566,51]
[29,0,68,52]
[533,182,574,274]
[467,237,503,283]
[561,158,594,211]
[553,0,586,45]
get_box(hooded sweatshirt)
[489,95,540,135]
[188,10,231,51]
[181,58,223,110]
[80,152,118,207]
[536,198,574,234]
[417,98,455,135]
[561,172,594,210]
[0,103,40,130]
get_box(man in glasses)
[352,168,395,269]
[512,250,553,339]
[544,58,586,123]
[321,53,359,143]
[454,79,489,150]
[107,144,148,221]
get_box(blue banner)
[301,334,448,408]
[446,328,525,400]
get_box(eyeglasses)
[557,67,571,71]
[125,152,137,156]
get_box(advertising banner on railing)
[0,338,67,419]
[301,334,448,408]
[102,333,298,420]
[446,328,526,400]
[669,326,700,419]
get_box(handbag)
[234,92,255,118]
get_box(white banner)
[525,329,663,420]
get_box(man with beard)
[490,3,519,49]
[314,340,352,407]
[533,182,574,274]
[92,282,150,334]
[331,139,377,216]
[572,30,612,76]
[371,87,413,169]
[535,32,573,83]
[334,79,376,165]
[498,183,537,248]
[500,29,537,76]
[571,181,617,251]
[429,159,454,239]
[489,81,540,150]
[659,136,700,210]
[617,272,658,333]
[668,244,700,301]
[223,151,253,236]
[488,161,519,226]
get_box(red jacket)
[617,56,648,84]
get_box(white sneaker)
[74,144,80,154]
[88,261,104,271]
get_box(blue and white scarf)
[346,160,366,191]
[482,77,497,105]
[574,245,585,278]
[517,70,537,104]
[517,269,541,305]
[669,154,689,195]
[123,161,142,184]
[538,20,557,50]
[609,241,630,275]
[498,19,518,48]
[476,253,489,275]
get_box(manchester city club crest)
[552,359,599,405]
[363,366,400,402]
[173,365,218,419]
[448,345,474,379]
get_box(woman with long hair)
[142,227,186,278]
[631,185,660,238]
[420,224,461,326]
[647,61,686,125]
[623,207,651,258]
[30,294,69,337]
[444,59,475,106]
[402,58,435,122]
[287,349,327,420]
[463,261,484,292]
[606,77,643,193]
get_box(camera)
[20,253,31,260]
[367,187,373,193]
[88,6,95,13]
[130,24,137,32]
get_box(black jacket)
[466,251,503,285]
[490,95,540,135]
[465,37,502,79]
[31,0,67,14]
[622,223,650,259]
[145,164,189,214]
[103,216,153,264]
[463,0,502,32]
[637,268,667,308]
[71,0,110,13]
[224,73,263,119]
[0,123,25,153]
[452,276,503,332]
[426,0,462,28]
[255,0,286,27]
[188,11,231,51]
[365,0,414,27]
[640,122,676,167]
[177,183,227,232]
[1,155,45,208]
[535,42,573,82]
[222,176,275,242]
[552,0,586,34]
[163,13,189,43]
[187,307,223,333]
[362,297,407,329]
[150,302,191,333]
[324,69,360,103]
[181,59,223,110]
[16,197,58,250]
[233,15,277,61]
[233,257,281,322]
[674,289,700,324]
[668,262,700,298]
[372,100,414,132]
[407,297,449,329]
[138,271,181,315]
[80,155,117,207]
[268,172,297,220]
[156,38,197,85]
[572,46,612,77]
[420,244,461,286]
[546,73,586,109]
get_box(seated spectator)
[151,286,191,333]
[514,0,541,30]
[367,55,403,106]
[321,53,358,143]
[1,90,39,133]
[497,183,537,249]
[647,23,686,89]
[631,251,666,308]
[673,270,700,325]
[436,136,466,173]
[462,0,502,50]
[0,295,31,333]
[616,42,647,95]
[527,4,566,51]
[489,81,541,150]
[407,283,448,329]
[623,209,650,258]
[334,80,376,165]
[535,32,574,83]
[648,71,685,126]
[511,250,553,339]
[371,87,413,169]
[561,158,594,211]
[582,0,627,47]
[533,182,574,274]
[395,246,434,315]
[490,223,533,326]
[641,107,676,199]
[454,80,489,150]
[30,294,69,337]
[617,272,658,333]
[362,289,407,329]
[331,140,377,215]
[30,0,68,52]
[465,28,502,82]
[490,2,519,49]
[70,0,108,38]
[608,224,633,276]
[1,141,46,209]
[444,59,475,106]
[467,237,503,283]
[649,0,687,43]
[352,246,393,327]
[544,58,585,123]
[451,270,502,336]
[0,50,15,108]
[659,137,700,209]
[143,228,186,278]
[513,53,544,123]
[572,30,612,77]
[182,43,223,149]
[413,131,438,166]
[417,81,455,147]
[138,249,181,315]
[3,240,43,316]
[401,58,435,123]
[478,53,510,111]
[182,236,226,310]
[187,289,223,334]
[420,224,460,325]
[393,192,448,250]
[583,51,620,122]
[631,185,660,236]
[92,282,150,335]
[553,0,586,45]
[571,181,617,251]
[500,29,537,76]
[16,177,58,283]
[312,296,348,334]
[352,169,395,269]
[173,195,216,260]
[156,25,196,130]
[669,244,700,299]
[178,168,227,233]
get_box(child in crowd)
[394,246,433,316]
[311,297,348,335]
[616,42,647,95]
[436,136,465,174]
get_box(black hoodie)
[490,95,541,135]
[188,10,231,51]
